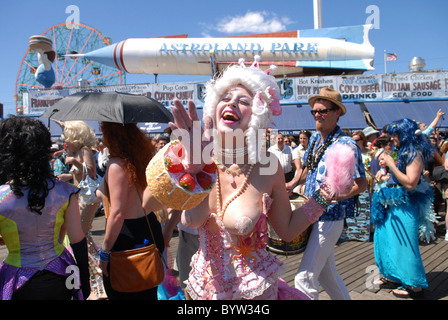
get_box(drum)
[267,193,311,255]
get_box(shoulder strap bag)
[78,162,102,205]
[104,180,166,293]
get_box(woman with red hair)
[97,122,165,299]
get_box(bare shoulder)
[107,156,124,166]
[106,158,127,179]
[80,145,94,157]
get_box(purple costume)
[0,180,83,300]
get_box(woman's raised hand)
[169,98,214,174]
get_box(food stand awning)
[364,100,448,130]
[38,100,448,139]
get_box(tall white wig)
[203,56,282,163]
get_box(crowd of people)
[271,109,448,242]
[0,57,446,301]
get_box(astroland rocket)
[69,25,375,76]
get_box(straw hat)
[308,87,346,116]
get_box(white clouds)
[202,11,294,36]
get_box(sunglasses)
[310,108,337,116]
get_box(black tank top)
[111,212,164,254]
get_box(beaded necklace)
[305,126,340,173]
[215,146,248,159]
[215,161,249,184]
[216,164,255,219]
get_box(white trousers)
[294,219,351,300]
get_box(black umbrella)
[40,92,89,129]
[41,91,173,124]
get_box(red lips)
[221,109,240,123]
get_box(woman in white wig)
[144,56,355,300]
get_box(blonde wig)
[62,120,97,150]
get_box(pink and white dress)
[185,194,309,300]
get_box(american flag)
[386,52,397,61]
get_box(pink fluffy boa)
[302,143,356,223]
[324,143,356,198]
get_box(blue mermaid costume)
[371,172,436,289]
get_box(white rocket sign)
[68,25,375,76]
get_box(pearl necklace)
[216,164,255,219]
[215,146,248,159]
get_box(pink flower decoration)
[268,88,282,116]
[254,91,264,107]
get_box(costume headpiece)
[202,55,282,163]
[203,55,282,124]
[236,56,282,116]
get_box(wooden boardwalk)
[162,220,448,300]
[273,236,448,300]
[2,213,447,300]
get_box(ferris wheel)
[15,22,126,114]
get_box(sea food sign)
[382,73,447,99]
[159,41,319,55]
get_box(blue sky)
[1,0,447,116]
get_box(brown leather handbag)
[104,181,166,293]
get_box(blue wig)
[388,118,434,172]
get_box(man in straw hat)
[289,87,367,300]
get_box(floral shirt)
[53,153,70,176]
[302,127,366,221]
